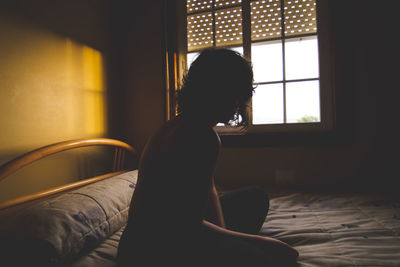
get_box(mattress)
[261,192,400,266]
[72,191,400,267]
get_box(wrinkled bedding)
[261,192,400,266]
[71,227,124,267]
[4,170,400,266]
[73,191,400,267]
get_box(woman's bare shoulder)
[176,119,221,151]
[138,118,220,184]
[142,118,220,158]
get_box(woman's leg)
[200,188,298,266]
[219,186,269,234]
[198,225,270,266]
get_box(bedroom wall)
[216,1,397,192]
[115,1,397,193]
[0,1,117,201]
[107,1,166,153]
[1,0,396,202]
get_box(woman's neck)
[176,113,218,128]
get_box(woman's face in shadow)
[213,85,251,124]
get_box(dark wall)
[108,1,166,152]
[356,1,398,191]
[0,0,110,51]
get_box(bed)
[1,139,400,266]
[263,191,400,266]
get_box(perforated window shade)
[215,0,243,9]
[187,12,214,51]
[251,0,282,41]
[187,0,213,13]
[284,0,317,36]
[187,0,242,13]
[187,0,317,51]
[187,0,243,52]
[215,7,243,47]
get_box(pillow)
[2,170,138,266]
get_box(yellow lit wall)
[0,11,109,201]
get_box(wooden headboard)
[0,138,138,216]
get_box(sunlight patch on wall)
[65,38,107,138]
[0,13,108,151]
[82,44,107,136]
[0,12,109,201]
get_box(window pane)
[252,83,284,124]
[285,37,319,80]
[251,41,283,83]
[187,52,199,70]
[286,80,320,123]
[230,46,243,55]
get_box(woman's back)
[118,116,220,265]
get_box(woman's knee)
[232,186,269,213]
[220,186,269,234]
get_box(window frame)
[166,0,336,142]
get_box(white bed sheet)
[260,192,400,266]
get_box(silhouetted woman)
[117,48,298,266]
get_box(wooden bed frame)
[0,138,138,216]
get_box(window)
[178,0,333,134]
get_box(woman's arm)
[201,220,299,259]
[204,179,226,227]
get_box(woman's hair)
[177,48,254,126]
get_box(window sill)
[215,121,332,135]
[216,122,355,147]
